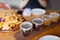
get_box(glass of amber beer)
[42,15,52,26]
[50,12,59,23]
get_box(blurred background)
[0,0,60,9]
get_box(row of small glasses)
[42,12,59,26]
[21,8,45,36]
[20,12,59,36]
[20,8,60,36]
[22,8,46,22]
[20,18,44,36]
[32,12,59,31]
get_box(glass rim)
[23,8,31,16]
[50,12,59,17]
[31,8,46,15]
[20,22,33,30]
[32,18,44,25]
[39,35,60,40]
[42,15,52,20]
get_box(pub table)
[0,10,60,40]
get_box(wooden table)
[0,10,60,40]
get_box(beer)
[20,22,33,36]
[31,8,46,18]
[32,18,44,31]
[42,15,52,26]
[50,12,59,22]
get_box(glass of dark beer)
[20,22,33,36]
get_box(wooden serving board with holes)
[14,10,60,40]
[14,20,60,40]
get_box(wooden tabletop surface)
[0,10,60,40]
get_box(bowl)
[39,35,60,40]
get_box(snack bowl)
[0,12,24,32]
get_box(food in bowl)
[0,12,24,31]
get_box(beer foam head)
[32,18,44,25]
[42,15,52,20]
[20,22,33,31]
[31,8,46,15]
[50,12,59,17]
[23,8,31,16]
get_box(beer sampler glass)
[20,22,33,36]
